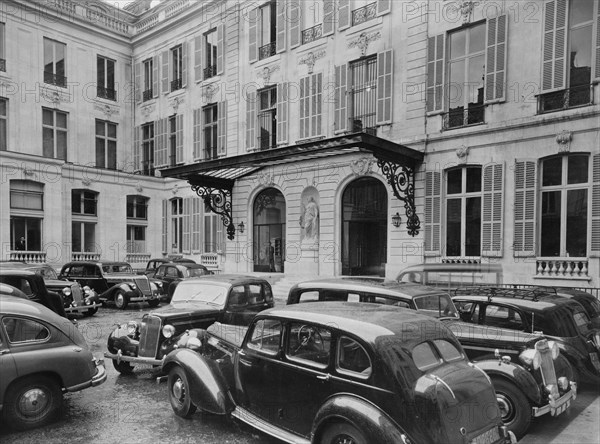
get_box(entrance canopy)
[161,132,424,239]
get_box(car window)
[186,267,208,278]
[35,266,58,280]
[433,339,463,362]
[247,284,265,305]
[0,277,33,296]
[337,336,372,377]
[455,301,479,322]
[3,317,50,343]
[286,322,332,368]
[413,294,458,318]
[228,286,247,307]
[83,265,100,277]
[484,305,524,330]
[246,319,282,355]
[412,342,442,371]
[166,267,178,277]
[155,266,166,278]
[298,291,319,302]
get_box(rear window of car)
[3,317,50,343]
[411,339,464,371]
[413,294,457,318]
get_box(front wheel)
[112,359,134,375]
[3,375,62,431]
[493,378,531,440]
[320,422,367,444]
[114,291,129,309]
[168,367,197,418]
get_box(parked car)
[0,295,106,430]
[286,278,576,439]
[58,261,163,309]
[3,262,101,316]
[0,283,27,299]
[151,263,212,301]
[143,258,196,276]
[162,302,514,444]
[104,274,274,374]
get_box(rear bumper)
[65,359,107,392]
[532,382,577,417]
[104,349,164,366]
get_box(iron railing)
[204,64,217,79]
[44,71,67,88]
[141,160,154,176]
[442,103,485,130]
[170,77,182,92]
[302,24,323,45]
[97,86,116,101]
[352,2,377,26]
[538,84,593,114]
[259,41,276,60]
[142,89,153,101]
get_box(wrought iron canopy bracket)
[190,183,236,240]
[377,159,420,237]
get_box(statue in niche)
[301,196,319,244]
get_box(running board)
[231,407,310,444]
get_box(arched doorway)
[341,177,387,276]
[253,188,286,272]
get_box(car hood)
[44,279,74,288]
[151,302,222,319]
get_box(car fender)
[100,283,137,300]
[312,394,412,444]
[474,360,542,405]
[163,348,234,415]
[106,324,138,356]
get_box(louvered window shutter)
[152,56,159,97]
[276,82,289,144]
[312,72,323,137]
[181,42,188,88]
[513,159,537,256]
[217,24,225,75]
[377,0,391,16]
[338,0,350,31]
[334,64,348,132]
[246,90,257,151]
[289,2,300,49]
[594,1,600,82]
[217,101,227,156]
[193,108,202,160]
[194,35,203,83]
[133,125,141,172]
[154,118,165,168]
[541,0,568,93]
[161,50,169,94]
[192,198,201,253]
[376,49,393,125]
[276,1,286,53]
[425,170,441,256]
[299,76,309,140]
[183,198,191,254]
[134,62,141,104]
[482,163,504,257]
[485,14,508,103]
[591,153,600,257]
[249,8,258,63]
[426,34,445,113]
[162,200,168,253]
[176,114,184,163]
[323,0,335,36]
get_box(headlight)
[130,283,137,290]
[162,324,176,338]
[547,340,560,359]
[83,285,92,295]
[519,349,541,369]
[62,287,72,296]
[127,321,139,335]
[156,282,163,287]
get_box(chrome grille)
[71,284,83,303]
[134,276,151,295]
[536,339,557,386]
[138,315,161,358]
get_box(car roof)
[452,293,584,313]
[159,263,207,270]
[176,274,267,286]
[397,262,503,275]
[62,261,130,266]
[0,268,38,277]
[1,294,55,317]
[291,278,449,298]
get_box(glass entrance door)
[253,188,286,272]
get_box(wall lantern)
[237,221,245,234]
[391,212,402,228]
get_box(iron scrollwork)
[377,159,421,237]
[191,185,236,240]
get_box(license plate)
[472,427,500,444]
[590,352,600,371]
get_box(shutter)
[246,90,257,151]
[591,153,600,257]
[376,49,393,125]
[134,62,141,104]
[192,198,201,253]
[312,72,323,137]
[217,24,225,75]
[290,1,301,49]
[183,197,191,254]
[424,170,441,256]
[482,163,504,257]
[541,0,568,92]
[323,0,335,36]
[513,159,537,256]
[176,114,184,163]
[334,64,348,132]
[426,34,445,113]
[133,125,140,172]
[154,118,165,168]
[152,55,159,97]
[485,14,508,103]
[181,41,188,88]
[162,199,168,253]
[249,7,258,63]
[217,101,227,156]
[193,108,202,159]
[276,1,286,53]
[338,0,350,31]
[299,76,309,139]
[161,50,169,94]
[276,82,288,144]
[194,35,203,83]
[377,0,391,16]
[595,0,600,81]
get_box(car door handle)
[0,349,9,355]
[316,374,330,382]
[239,358,252,367]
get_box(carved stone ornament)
[170,96,184,113]
[555,130,572,153]
[258,65,280,85]
[94,103,119,120]
[82,178,92,187]
[141,103,155,120]
[350,157,374,176]
[202,84,219,103]
[298,51,326,74]
[455,145,469,163]
[348,32,381,57]
[22,167,35,177]
[136,184,144,193]
[257,172,275,187]
[172,183,179,195]
[444,0,480,24]
[40,87,70,106]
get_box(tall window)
[72,190,97,216]
[143,58,153,101]
[352,0,377,26]
[126,226,146,254]
[445,166,482,257]
[142,123,154,176]
[168,115,177,166]
[71,190,97,254]
[10,181,44,251]
[0,22,5,72]
[203,104,218,159]
[171,44,183,91]
[171,198,183,253]
[540,155,589,258]
[258,86,276,150]
[204,209,223,253]
[97,56,116,101]
[349,56,377,132]
[127,195,148,254]
[95,119,117,169]
[204,29,217,79]
[446,23,486,129]
[0,98,6,150]
[43,37,66,87]
[302,1,323,44]
[42,108,67,160]
[259,1,276,60]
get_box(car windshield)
[32,266,58,280]
[184,268,208,278]
[102,264,134,273]
[171,283,227,306]
[413,294,458,318]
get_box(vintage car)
[104,274,274,374]
[451,287,600,386]
[286,278,576,439]
[151,263,212,302]
[0,283,27,299]
[162,302,514,444]
[58,261,163,309]
[0,295,106,430]
[144,258,196,276]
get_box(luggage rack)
[452,286,554,302]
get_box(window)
[352,1,377,26]
[337,336,372,377]
[203,104,218,160]
[167,115,177,166]
[142,122,154,176]
[412,342,442,371]
[445,166,482,257]
[43,37,66,87]
[71,190,97,254]
[540,155,589,258]
[42,108,67,160]
[204,29,217,79]
[126,225,146,254]
[299,73,323,139]
[10,217,41,251]
[10,180,43,252]
[72,221,96,253]
[72,190,97,216]
[95,119,117,169]
[258,1,277,60]
[349,56,377,133]
[127,195,148,220]
[258,86,277,150]
[0,97,6,150]
[10,180,43,211]
[286,322,331,368]
[171,44,183,91]
[97,56,116,101]
[204,208,223,253]
[301,1,323,44]
[247,319,282,355]
[171,198,183,253]
[445,23,486,129]
[0,22,5,72]
[143,58,153,101]
[3,317,49,343]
